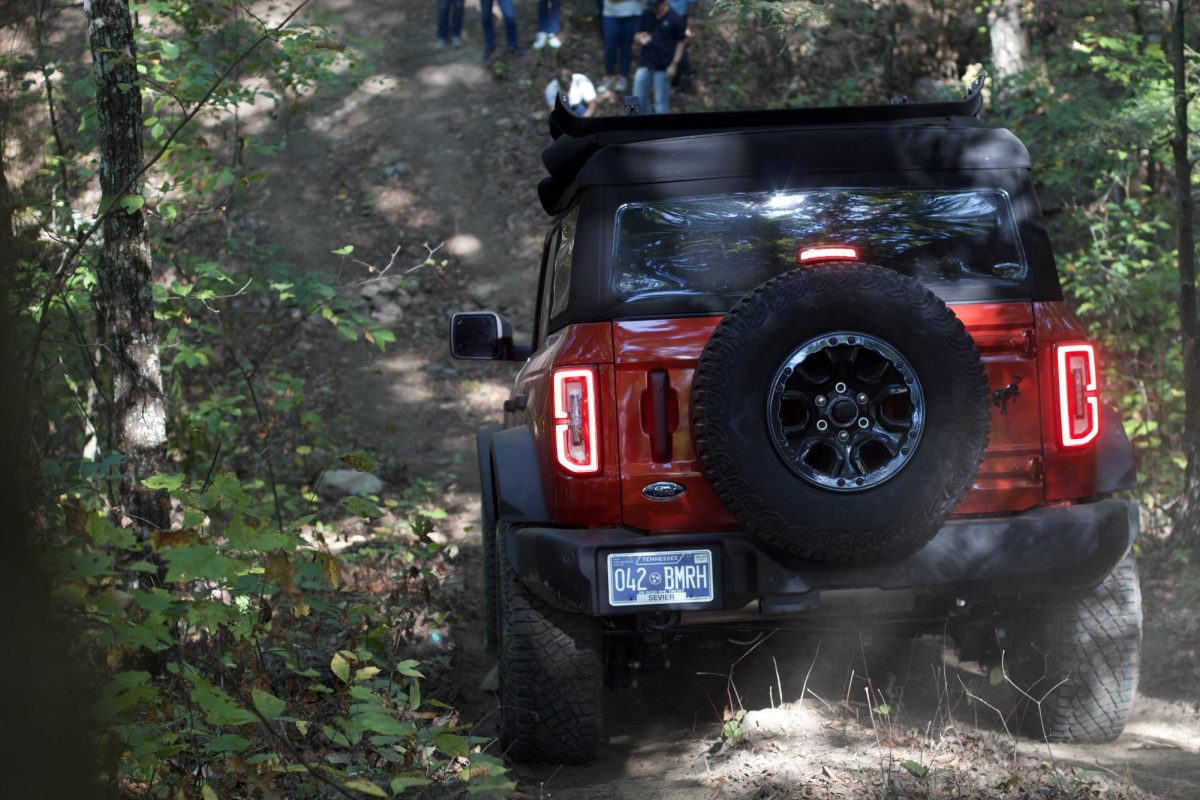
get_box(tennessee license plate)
[606,549,714,607]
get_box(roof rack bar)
[551,74,986,140]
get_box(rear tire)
[1005,554,1142,743]
[481,514,498,657]
[497,523,603,764]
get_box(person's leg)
[602,15,619,77]
[633,66,651,112]
[480,0,496,53]
[451,0,465,39]
[618,16,638,80]
[653,69,670,113]
[498,0,519,50]
[537,0,548,32]
[547,0,560,34]
[437,0,450,41]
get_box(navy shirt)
[638,8,686,71]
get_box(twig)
[227,346,284,531]
[797,639,820,714]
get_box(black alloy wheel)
[769,331,924,492]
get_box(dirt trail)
[250,1,1200,796]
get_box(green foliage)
[721,708,749,744]
[51,473,488,797]
[6,0,502,796]
[993,15,1199,532]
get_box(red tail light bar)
[1055,343,1099,448]
[553,367,600,473]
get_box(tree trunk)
[85,0,170,543]
[1172,0,1200,549]
[988,0,1032,80]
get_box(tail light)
[798,245,858,264]
[1055,343,1099,448]
[552,367,600,473]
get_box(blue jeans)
[633,66,671,114]
[602,14,639,77]
[437,0,464,40]
[481,0,518,52]
[536,0,560,34]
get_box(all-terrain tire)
[1006,553,1142,743]
[691,263,990,562]
[481,511,498,657]
[497,523,603,764]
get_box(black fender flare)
[476,425,550,526]
[1096,404,1137,494]
[476,425,503,528]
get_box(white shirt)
[544,74,598,110]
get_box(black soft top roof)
[537,76,1031,214]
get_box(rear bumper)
[509,499,1138,616]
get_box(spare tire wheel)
[691,263,990,562]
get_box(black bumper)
[508,499,1138,616]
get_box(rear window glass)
[612,188,1027,300]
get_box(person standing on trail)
[480,0,520,61]
[599,0,643,94]
[545,67,598,117]
[532,0,563,50]
[435,0,465,49]
[632,0,687,114]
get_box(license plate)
[606,549,714,607]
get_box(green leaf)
[353,666,381,682]
[163,545,243,583]
[160,41,180,60]
[395,659,424,679]
[341,496,383,519]
[434,732,469,758]
[343,778,386,797]
[205,733,252,754]
[352,712,414,737]
[142,472,184,491]
[989,665,1005,687]
[188,681,257,726]
[331,245,354,256]
[339,450,380,472]
[331,652,351,683]
[252,687,285,720]
[118,194,146,213]
[390,775,432,795]
[872,703,891,716]
[902,759,929,779]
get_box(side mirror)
[449,312,530,361]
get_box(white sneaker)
[615,76,627,92]
[548,34,562,49]
[450,36,463,48]
[434,38,447,50]
[533,31,548,49]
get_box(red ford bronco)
[450,79,1142,765]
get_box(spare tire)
[691,263,989,562]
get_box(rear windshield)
[612,188,1027,300]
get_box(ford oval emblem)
[642,481,687,501]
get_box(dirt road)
[249,1,1200,796]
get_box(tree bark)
[988,0,1033,80]
[85,0,170,541]
[1172,0,1200,549]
